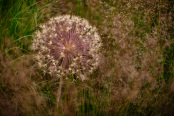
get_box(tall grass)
[0,0,174,115]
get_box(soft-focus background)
[0,0,174,115]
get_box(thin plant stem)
[57,77,63,108]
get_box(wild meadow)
[0,0,174,115]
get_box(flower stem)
[57,77,63,108]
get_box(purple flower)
[32,15,101,79]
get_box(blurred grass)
[0,0,174,115]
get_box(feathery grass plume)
[32,15,101,80]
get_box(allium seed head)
[32,15,101,80]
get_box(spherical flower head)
[32,15,101,80]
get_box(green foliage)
[163,43,174,82]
